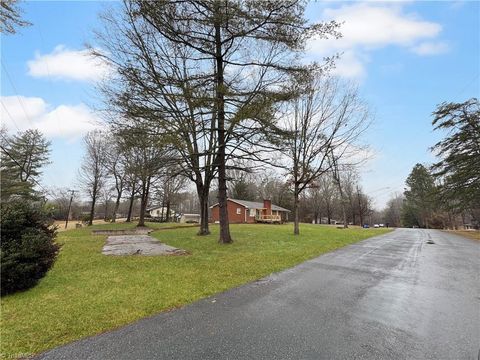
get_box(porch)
[255,214,282,224]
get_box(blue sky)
[1,1,479,208]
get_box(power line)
[1,61,37,128]
[1,100,21,132]
[454,73,479,99]
[36,27,64,137]
[1,60,62,187]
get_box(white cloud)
[1,96,103,140]
[330,50,367,79]
[27,45,111,82]
[411,41,450,55]
[0,96,46,129]
[308,3,448,78]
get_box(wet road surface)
[37,229,480,360]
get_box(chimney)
[263,199,272,215]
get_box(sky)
[1,1,479,209]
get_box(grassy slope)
[1,223,390,357]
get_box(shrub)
[1,200,59,296]
[80,213,91,225]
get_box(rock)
[102,235,188,256]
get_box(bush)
[1,200,59,296]
[80,213,91,225]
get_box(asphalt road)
[37,229,480,360]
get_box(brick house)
[210,199,290,224]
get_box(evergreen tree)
[430,98,480,225]
[403,164,437,228]
[1,129,50,201]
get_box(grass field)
[1,222,390,358]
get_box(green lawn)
[1,223,390,357]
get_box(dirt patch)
[102,235,188,256]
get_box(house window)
[236,208,241,215]
[249,209,255,217]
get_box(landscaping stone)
[102,235,187,256]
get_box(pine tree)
[1,129,50,201]
[403,164,437,228]
[431,98,480,218]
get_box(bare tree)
[78,130,109,226]
[94,6,218,235]
[354,185,372,227]
[383,193,404,228]
[104,136,128,223]
[257,172,293,212]
[101,187,113,222]
[280,74,370,234]
[124,171,139,223]
[152,166,187,222]
[318,174,338,224]
[117,127,172,227]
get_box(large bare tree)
[94,0,339,243]
[79,130,109,226]
[280,74,370,234]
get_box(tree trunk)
[214,12,232,244]
[293,184,300,235]
[88,182,97,226]
[138,177,150,227]
[126,186,135,222]
[166,199,171,223]
[111,189,122,223]
[161,197,165,222]
[327,202,331,225]
[197,184,210,235]
[341,201,348,228]
[338,187,348,228]
[103,199,109,222]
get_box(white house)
[147,206,177,220]
[180,213,201,223]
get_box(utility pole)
[65,189,76,229]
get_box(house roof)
[147,206,176,213]
[210,198,291,212]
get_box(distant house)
[147,206,177,220]
[180,213,201,223]
[312,217,338,225]
[210,199,290,224]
